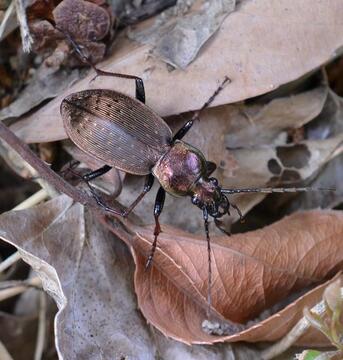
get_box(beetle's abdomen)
[153,141,207,196]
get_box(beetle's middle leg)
[122,174,155,217]
[82,165,112,182]
[57,28,145,103]
[172,77,230,142]
[74,166,155,217]
[146,186,166,269]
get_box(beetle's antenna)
[221,186,335,194]
[190,76,231,124]
[203,207,212,317]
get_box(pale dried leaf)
[323,278,342,313]
[226,85,328,148]
[0,195,155,360]
[129,0,236,69]
[279,90,343,212]
[0,64,80,121]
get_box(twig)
[14,0,33,52]
[0,189,49,273]
[34,292,47,360]
[0,1,16,41]
[0,276,41,301]
[0,121,103,211]
[0,252,21,273]
[261,288,343,360]
[13,189,48,211]
[0,340,14,360]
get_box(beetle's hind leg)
[56,27,145,103]
[230,202,244,223]
[63,163,123,215]
[146,186,166,269]
[82,165,125,215]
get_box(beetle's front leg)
[172,77,230,142]
[146,186,166,269]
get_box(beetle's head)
[190,177,229,218]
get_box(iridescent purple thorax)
[153,140,229,218]
[152,140,207,196]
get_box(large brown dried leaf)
[0,196,155,360]
[11,0,343,143]
[129,210,343,344]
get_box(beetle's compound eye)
[191,196,200,206]
[209,177,219,186]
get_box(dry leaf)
[129,0,236,69]
[11,0,343,143]
[0,62,80,121]
[0,195,155,360]
[225,85,328,148]
[280,90,343,212]
[53,0,111,43]
[323,278,342,313]
[127,210,343,344]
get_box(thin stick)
[13,189,48,211]
[0,189,49,273]
[14,0,33,52]
[0,277,41,302]
[34,292,47,360]
[0,1,15,41]
[0,252,21,273]
[0,121,105,212]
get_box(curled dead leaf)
[127,210,343,345]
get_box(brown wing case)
[61,89,172,175]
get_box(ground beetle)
[60,32,328,309]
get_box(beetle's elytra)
[61,89,172,175]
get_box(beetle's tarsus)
[230,202,244,223]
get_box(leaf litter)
[0,196,342,350]
[0,195,155,360]
[0,0,343,359]
[9,0,343,143]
